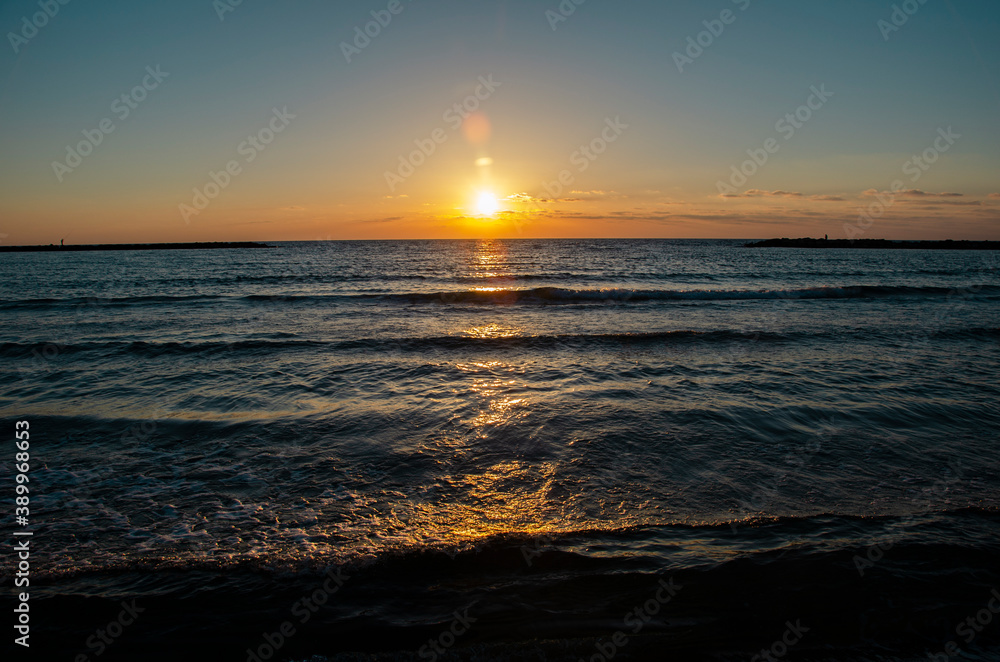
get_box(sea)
[1,239,999,661]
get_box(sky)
[1,0,998,243]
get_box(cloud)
[721,189,803,199]
[504,192,550,203]
[570,189,621,197]
[535,198,996,235]
[898,189,963,197]
[510,191,632,204]
[989,193,1000,199]
[363,216,403,224]
[563,190,627,201]
[892,191,976,206]
[864,189,964,198]
[562,209,806,225]
[909,201,981,207]
[722,190,845,201]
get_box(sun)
[475,191,500,217]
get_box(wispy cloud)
[900,189,963,197]
[721,189,803,199]
[909,201,982,207]
[720,189,847,201]
[863,189,964,198]
[504,192,549,204]
[569,190,625,199]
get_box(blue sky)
[1,0,998,241]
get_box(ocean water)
[2,239,1000,661]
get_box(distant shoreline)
[746,238,1000,250]
[0,242,272,253]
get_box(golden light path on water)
[317,239,548,547]
[83,239,680,572]
[470,237,510,278]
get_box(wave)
[43,267,994,290]
[3,284,999,310]
[385,284,1000,304]
[0,331,786,360]
[28,507,1000,580]
[21,509,1000,661]
[3,326,997,361]
[0,293,222,309]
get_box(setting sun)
[475,191,500,217]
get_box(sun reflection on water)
[456,360,528,433]
[470,238,512,282]
[463,323,522,339]
[360,239,583,544]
